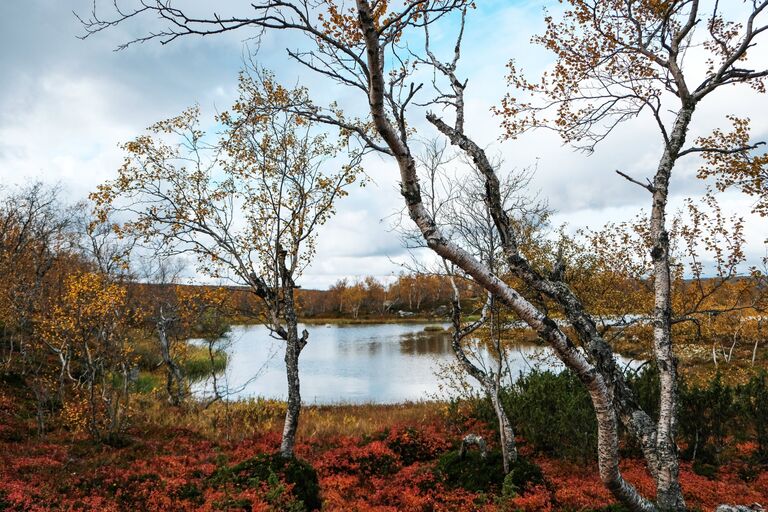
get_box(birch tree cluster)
[1,1,766,510]
[78,0,768,509]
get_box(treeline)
[298,275,475,318]
[2,183,766,448]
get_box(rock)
[459,433,487,459]
[715,504,764,512]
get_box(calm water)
[192,323,639,404]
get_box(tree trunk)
[355,2,654,509]
[280,329,301,457]
[489,385,517,473]
[157,317,184,406]
[279,285,308,458]
[649,106,694,512]
[447,280,518,473]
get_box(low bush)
[502,457,545,497]
[678,373,736,465]
[473,365,768,468]
[501,370,598,462]
[435,449,505,492]
[211,452,321,511]
[737,370,768,461]
[385,425,450,465]
[318,439,400,478]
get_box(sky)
[1,0,766,289]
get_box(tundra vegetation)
[0,1,767,511]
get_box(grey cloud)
[1,1,765,289]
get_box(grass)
[133,396,446,443]
[183,345,228,381]
[135,372,164,393]
[297,401,445,439]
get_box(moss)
[502,457,544,496]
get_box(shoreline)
[229,315,450,326]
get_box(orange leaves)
[495,0,763,149]
[1,407,767,511]
[508,484,554,511]
[316,0,430,48]
[39,271,131,350]
[696,117,768,218]
[94,67,364,294]
[319,1,365,47]
[35,270,138,438]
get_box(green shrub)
[626,363,660,424]
[622,364,661,456]
[435,449,504,492]
[174,482,203,504]
[184,346,228,381]
[470,365,767,468]
[502,457,544,497]
[502,370,597,462]
[678,373,735,465]
[737,370,768,461]
[501,471,518,499]
[211,453,320,511]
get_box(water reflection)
[192,323,638,404]
[399,330,453,355]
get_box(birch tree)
[39,271,137,441]
[91,72,363,457]
[405,139,549,474]
[496,2,768,508]
[79,0,768,508]
[136,257,189,406]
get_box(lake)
[192,322,641,404]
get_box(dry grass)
[297,401,444,439]
[133,395,445,443]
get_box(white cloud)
[1,0,765,290]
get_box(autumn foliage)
[0,389,767,512]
